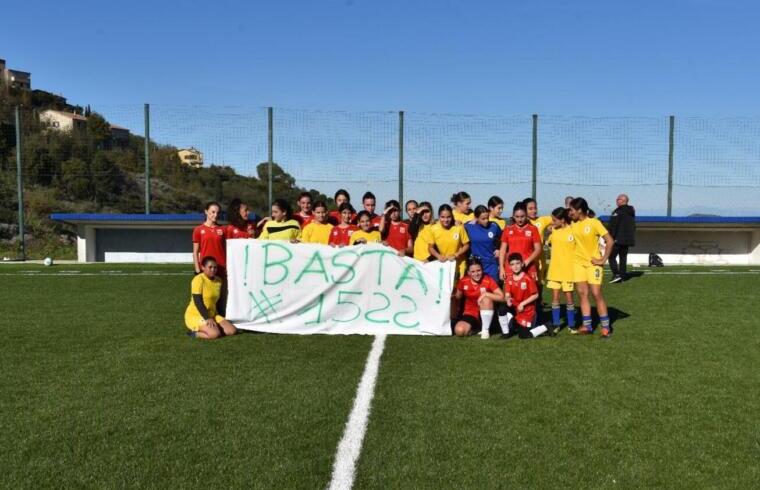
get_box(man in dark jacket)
[607,194,636,283]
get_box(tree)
[87,112,112,150]
[60,157,91,200]
[91,152,124,204]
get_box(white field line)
[328,334,387,490]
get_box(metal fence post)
[398,110,404,205]
[667,115,675,217]
[144,103,151,215]
[268,107,273,211]
[15,106,25,260]
[532,114,538,200]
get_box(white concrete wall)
[627,229,757,265]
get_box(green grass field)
[2,264,759,489]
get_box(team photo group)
[186,189,636,341]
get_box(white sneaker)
[481,329,490,340]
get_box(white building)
[39,109,88,131]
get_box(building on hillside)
[177,147,203,168]
[0,58,32,90]
[39,109,87,131]
[39,109,131,146]
[110,124,130,145]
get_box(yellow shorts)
[573,264,603,285]
[185,314,225,332]
[546,280,574,292]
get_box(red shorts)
[515,307,535,327]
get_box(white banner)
[226,240,454,335]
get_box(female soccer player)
[499,201,543,325]
[361,191,382,228]
[328,189,352,225]
[498,201,541,282]
[379,200,411,256]
[504,253,549,339]
[451,191,474,225]
[300,200,333,245]
[225,198,256,239]
[464,205,502,281]
[193,201,226,275]
[488,195,506,229]
[545,207,577,331]
[259,199,301,241]
[350,210,383,245]
[184,256,237,339]
[568,197,614,338]
[328,202,359,247]
[405,200,419,222]
[410,201,434,261]
[453,257,505,338]
[295,192,314,228]
[428,204,470,278]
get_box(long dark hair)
[409,200,433,240]
[569,197,596,218]
[381,200,401,239]
[272,198,293,220]
[228,198,248,230]
[551,206,570,224]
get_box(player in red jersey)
[378,199,411,256]
[360,191,382,229]
[328,189,354,225]
[328,202,359,247]
[294,191,314,228]
[192,201,227,276]
[225,198,256,239]
[499,201,542,281]
[504,253,550,339]
[453,257,505,338]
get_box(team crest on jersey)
[463,285,469,291]
[453,233,459,240]
[216,229,223,236]
[584,226,591,234]
[509,230,514,235]
[399,227,406,234]
[568,235,574,242]
[526,230,532,237]
[488,231,494,238]
[348,230,354,235]
[520,282,527,290]
[200,229,205,234]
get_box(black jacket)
[608,205,636,246]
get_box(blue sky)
[4,0,760,214]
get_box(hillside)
[0,83,327,259]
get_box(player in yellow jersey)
[545,207,577,332]
[259,199,302,241]
[568,197,614,338]
[184,256,237,339]
[488,195,506,229]
[451,191,475,225]
[410,201,435,261]
[350,211,383,244]
[300,201,333,245]
[428,204,470,277]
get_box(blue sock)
[600,315,610,330]
[582,315,592,330]
[567,304,576,327]
[551,304,561,325]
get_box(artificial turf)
[1,264,758,488]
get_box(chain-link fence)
[4,104,760,257]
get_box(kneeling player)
[505,253,550,339]
[453,257,507,338]
[184,256,237,340]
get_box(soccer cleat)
[481,329,490,340]
[577,326,594,335]
[610,276,623,284]
[186,331,196,338]
[567,327,578,335]
[600,327,611,339]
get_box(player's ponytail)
[450,191,470,205]
[569,197,594,217]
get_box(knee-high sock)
[498,311,513,334]
[551,303,561,325]
[480,310,494,334]
[566,304,576,327]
